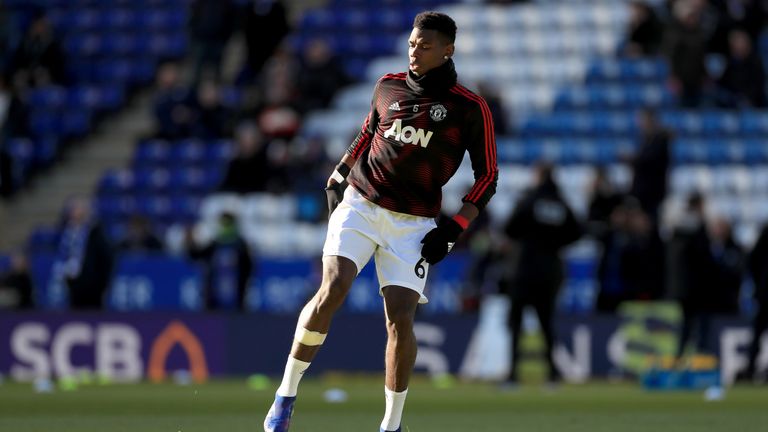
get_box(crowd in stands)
[623,0,768,108]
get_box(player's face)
[408,28,454,76]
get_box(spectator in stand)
[0,252,34,309]
[704,218,744,314]
[622,1,665,57]
[709,0,766,53]
[621,201,665,301]
[0,2,17,75]
[152,62,193,140]
[0,140,10,198]
[627,108,671,225]
[9,12,66,89]
[737,222,768,382]
[662,0,710,107]
[117,215,163,253]
[586,166,624,237]
[295,38,352,114]
[186,212,253,310]
[53,197,113,309]
[188,0,236,84]
[260,45,299,106]
[476,81,510,136]
[500,163,582,386]
[717,29,767,108]
[595,197,665,313]
[676,216,744,357]
[190,79,232,139]
[240,0,289,84]
[595,199,632,313]
[219,122,271,194]
[0,74,28,142]
[666,193,706,314]
[0,75,28,198]
[257,46,301,140]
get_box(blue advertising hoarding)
[1,310,765,385]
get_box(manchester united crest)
[430,104,447,122]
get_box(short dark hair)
[413,11,456,43]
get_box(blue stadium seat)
[96,58,154,84]
[96,195,136,221]
[673,140,707,165]
[33,138,59,166]
[205,139,234,162]
[133,168,171,192]
[27,227,60,252]
[135,9,186,31]
[102,33,141,56]
[67,85,125,110]
[744,139,768,164]
[170,139,206,165]
[169,167,208,192]
[100,9,138,30]
[64,33,103,57]
[136,196,172,221]
[169,194,201,223]
[219,87,243,109]
[740,112,768,135]
[134,140,171,166]
[299,9,336,31]
[99,169,135,194]
[28,86,67,109]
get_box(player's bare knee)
[385,311,415,337]
[315,281,349,313]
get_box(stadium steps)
[0,93,153,250]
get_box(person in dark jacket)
[9,12,67,88]
[594,196,665,313]
[501,162,583,385]
[662,1,710,107]
[676,217,744,358]
[54,197,114,309]
[736,222,768,382]
[218,122,271,194]
[717,29,767,108]
[0,252,34,309]
[117,215,163,253]
[186,212,253,310]
[622,1,664,57]
[188,0,235,84]
[628,108,671,224]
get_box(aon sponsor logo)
[383,119,433,148]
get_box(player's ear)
[444,44,455,60]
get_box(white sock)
[276,356,310,397]
[380,387,408,431]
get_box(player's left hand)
[420,218,463,264]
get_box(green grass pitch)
[0,375,766,431]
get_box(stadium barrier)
[1,308,764,386]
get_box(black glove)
[324,163,351,219]
[325,182,343,218]
[420,218,464,264]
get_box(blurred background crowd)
[1,0,768,378]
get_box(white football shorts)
[322,186,436,304]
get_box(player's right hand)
[325,181,343,218]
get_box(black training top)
[346,60,498,218]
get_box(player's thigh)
[374,216,435,305]
[322,190,378,276]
